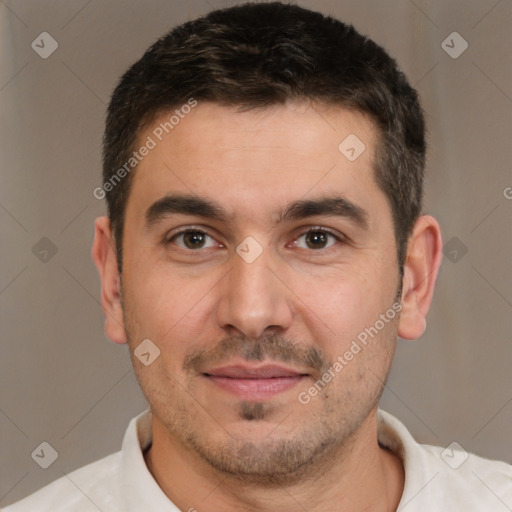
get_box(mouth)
[202,363,309,401]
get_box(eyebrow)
[279,197,368,229]
[144,194,369,230]
[145,195,229,227]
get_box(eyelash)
[164,226,346,252]
[291,227,345,251]
[164,225,220,249]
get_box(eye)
[170,229,218,250]
[294,229,340,250]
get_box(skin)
[92,101,442,511]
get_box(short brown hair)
[103,1,426,273]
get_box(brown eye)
[172,230,216,250]
[305,231,329,249]
[294,229,339,250]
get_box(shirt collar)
[121,409,180,511]
[378,409,439,509]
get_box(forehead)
[126,101,386,225]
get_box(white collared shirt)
[3,409,512,511]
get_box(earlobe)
[91,216,128,344]
[397,215,443,341]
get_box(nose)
[215,244,293,340]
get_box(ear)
[398,215,443,340]
[91,216,127,344]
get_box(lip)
[203,364,308,401]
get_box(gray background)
[1,0,511,506]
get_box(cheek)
[289,264,388,351]
[122,261,220,353]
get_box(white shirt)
[3,409,512,511]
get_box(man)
[5,2,511,511]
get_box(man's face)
[120,101,402,481]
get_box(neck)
[144,409,404,512]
